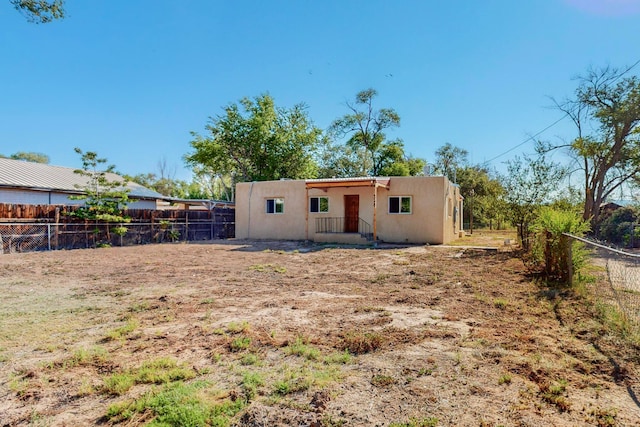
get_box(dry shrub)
[340,331,384,354]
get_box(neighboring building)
[235,176,463,245]
[0,157,164,209]
[157,198,235,211]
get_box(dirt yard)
[1,238,639,426]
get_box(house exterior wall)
[0,188,86,206]
[0,188,157,210]
[236,180,308,240]
[236,177,462,244]
[378,176,450,244]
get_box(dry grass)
[1,238,639,426]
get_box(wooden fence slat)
[0,203,235,225]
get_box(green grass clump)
[540,379,571,411]
[493,298,508,310]
[371,374,396,387]
[284,337,320,360]
[137,357,197,384]
[498,373,512,385]
[240,353,260,366]
[241,371,265,399]
[230,336,251,352]
[106,381,245,426]
[226,321,250,334]
[105,318,139,341]
[128,302,150,313]
[389,417,439,427]
[271,364,341,397]
[323,350,353,365]
[273,370,312,396]
[102,357,197,396]
[588,407,618,426]
[103,373,136,395]
[63,346,109,368]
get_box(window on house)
[266,198,284,214]
[309,196,329,213]
[389,196,412,214]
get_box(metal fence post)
[47,223,51,251]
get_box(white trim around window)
[309,196,329,213]
[266,198,284,214]
[388,196,412,214]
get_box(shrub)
[597,207,639,247]
[531,207,590,284]
[341,331,383,354]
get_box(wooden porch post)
[305,186,309,241]
[373,184,378,241]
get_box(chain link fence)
[566,234,640,328]
[0,220,235,254]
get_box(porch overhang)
[305,177,390,191]
[304,177,390,243]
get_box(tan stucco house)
[235,176,463,245]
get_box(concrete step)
[314,233,370,245]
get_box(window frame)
[309,196,329,213]
[266,198,285,214]
[388,196,412,214]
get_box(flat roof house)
[235,176,463,245]
[0,157,164,209]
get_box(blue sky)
[1,0,639,181]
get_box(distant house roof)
[0,157,165,200]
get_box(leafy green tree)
[502,152,567,250]
[11,151,49,163]
[433,143,468,181]
[377,140,426,176]
[316,139,365,178]
[477,184,509,230]
[455,165,505,231]
[549,186,584,215]
[69,148,130,223]
[185,94,322,183]
[554,66,640,228]
[11,0,64,23]
[432,143,505,230]
[597,207,639,247]
[329,88,405,176]
[0,151,50,163]
[190,164,234,201]
[177,179,210,200]
[128,172,187,198]
[316,137,424,178]
[127,158,192,198]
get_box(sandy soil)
[1,239,639,426]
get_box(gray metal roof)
[0,157,166,200]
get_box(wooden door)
[344,195,359,233]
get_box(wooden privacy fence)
[0,203,235,254]
[0,203,234,223]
